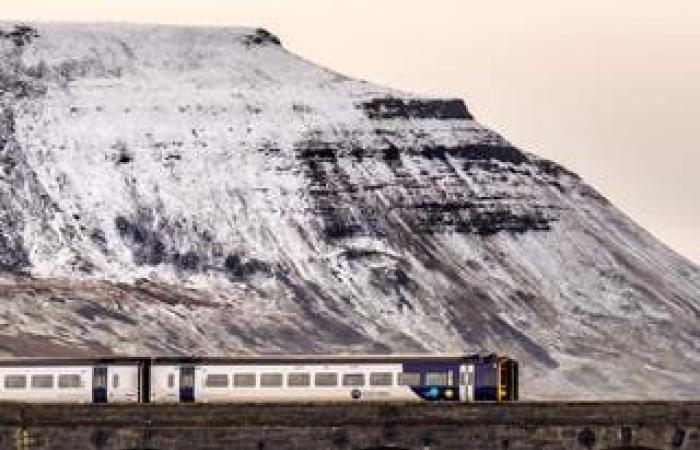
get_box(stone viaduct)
[0,401,697,450]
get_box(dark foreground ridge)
[0,401,698,450]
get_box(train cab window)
[397,372,420,386]
[112,374,119,389]
[426,372,449,386]
[58,374,82,389]
[167,374,175,388]
[205,374,229,388]
[287,372,310,387]
[476,363,497,387]
[342,373,365,387]
[4,375,27,389]
[369,372,393,386]
[31,374,54,389]
[260,373,283,387]
[314,372,338,387]
[233,373,256,388]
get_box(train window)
[233,373,256,388]
[460,371,473,385]
[4,375,27,389]
[205,374,229,388]
[342,373,365,387]
[93,369,107,389]
[167,374,175,388]
[397,372,420,386]
[314,372,338,387]
[180,370,195,389]
[287,372,310,387]
[58,374,82,389]
[260,373,283,387]
[31,374,54,389]
[475,362,497,388]
[369,372,393,386]
[112,374,119,389]
[426,372,448,386]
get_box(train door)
[459,363,468,402]
[498,358,518,401]
[139,361,151,403]
[179,366,195,403]
[92,366,108,404]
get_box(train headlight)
[426,386,440,399]
[444,388,454,399]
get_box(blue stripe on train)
[402,361,461,401]
[409,385,459,401]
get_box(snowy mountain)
[0,23,698,399]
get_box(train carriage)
[0,354,517,404]
[0,358,142,404]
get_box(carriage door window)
[92,367,108,404]
[179,366,195,403]
[167,373,175,388]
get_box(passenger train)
[0,354,518,404]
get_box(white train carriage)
[0,354,518,404]
[151,361,424,403]
[149,354,518,404]
[0,359,142,404]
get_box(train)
[0,354,518,404]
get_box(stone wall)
[0,401,697,450]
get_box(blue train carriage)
[401,354,518,402]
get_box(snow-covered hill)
[0,23,698,399]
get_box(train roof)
[0,354,506,367]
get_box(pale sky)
[3,0,699,264]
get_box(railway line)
[0,401,698,450]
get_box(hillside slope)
[0,23,698,398]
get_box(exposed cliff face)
[0,23,698,399]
